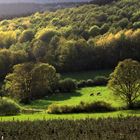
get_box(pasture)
[0,69,140,121]
[0,86,138,121]
[26,86,123,110]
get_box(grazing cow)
[97,92,101,96]
[90,93,94,96]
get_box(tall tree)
[108,59,140,108]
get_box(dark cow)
[97,92,101,96]
[90,93,94,96]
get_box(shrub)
[100,23,110,34]
[86,79,94,87]
[0,98,21,116]
[59,78,77,93]
[77,80,87,88]
[89,25,100,37]
[77,77,108,88]
[93,76,109,86]
[133,21,140,29]
[118,18,129,28]
[81,101,115,113]
[48,101,115,114]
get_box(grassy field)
[62,70,112,80]
[1,69,140,121]
[0,86,139,121]
[0,110,140,121]
[26,86,124,110]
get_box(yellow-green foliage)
[0,0,140,76]
[36,28,58,43]
[0,31,16,48]
[108,59,140,108]
[0,98,21,116]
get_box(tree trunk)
[127,99,133,109]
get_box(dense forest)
[0,0,140,80]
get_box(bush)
[118,18,129,28]
[0,98,21,116]
[100,23,110,34]
[77,80,87,88]
[86,79,94,87]
[133,21,140,29]
[48,101,115,114]
[59,78,77,93]
[93,76,109,86]
[81,101,115,113]
[89,25,100,37]
[77,77,108,88]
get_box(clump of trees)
[4,63,60,103]
[108,59,140,108]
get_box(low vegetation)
[0,117,140,140]
[0,98,20,116]
[48,101,115,114]
[77,76,109,88]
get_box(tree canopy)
[0,0,140,79]
[5,63,60,103]
[108,59,140,108]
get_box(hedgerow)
[47,101,116,114]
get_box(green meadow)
[0,69,139,121]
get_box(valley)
[0,0,140,139]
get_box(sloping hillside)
[0,0,140,78]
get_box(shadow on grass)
[47,91,82,101]
[28,91,82,109]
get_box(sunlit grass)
[26,86,124,110]
[0,86,140,121]
[0,110,140,121]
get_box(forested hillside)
[0,0,140,79]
